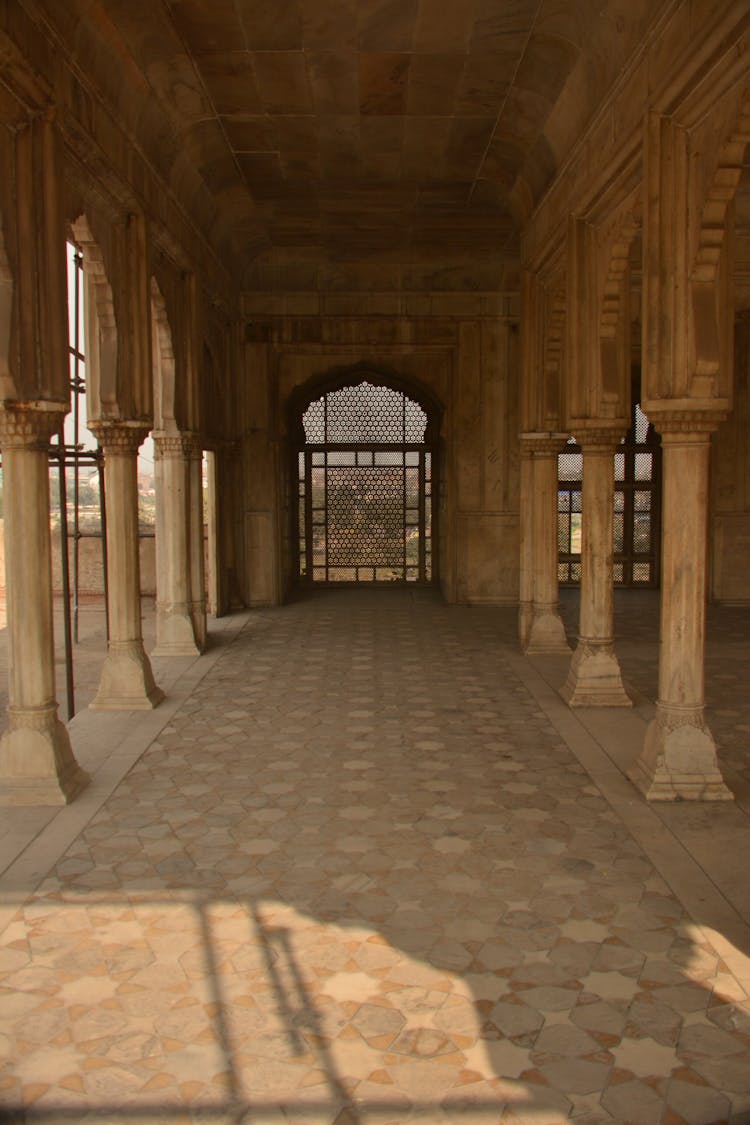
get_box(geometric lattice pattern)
[299,383,433,584]
[3,593,750,1122]
[303,381,427,444]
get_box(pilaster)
[0,403,89,804]
[89,420,164,709]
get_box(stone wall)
[239,293,520,607]
[711,316,750,604]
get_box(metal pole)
[72,248,82,645]
[56,444,75,720]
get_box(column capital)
[153,431,193,460]
[0,400,67,450]
[153,430,203,460]
[89,419,150,454]
[649,410,727,437]
[575,427,625,451]
[519,431,569,456]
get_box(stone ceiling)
[33,0,658,288]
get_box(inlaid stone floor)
[1,588,750,1123]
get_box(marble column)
[525,436,570,654]
[187,437,207,650]
[0,404,89,805]
[561,431,631,707]
[518,438,534,649]
[630,423,732,800]
[89,421,164,709]
[152,433,200,656]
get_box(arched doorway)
[294,376,438,585]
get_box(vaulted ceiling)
[31,0,658,289]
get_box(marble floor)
[1,588,750,1124]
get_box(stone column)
[630,422,732,800]
[152,432,200,656]
[561,431,630,707]
[0,404,89,805]
[89,421,164,709]
[187,437,207,650]
[518,438,534,649]
[525,436,570,654]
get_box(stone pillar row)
[519,414,732,802]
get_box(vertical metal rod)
[418,449,426,582]
[57,446,75,720]
[402,451,406,580]
[72,248,82,645]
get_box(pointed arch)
[691,90,750,386]
[70,214,118,420]
[0,221,14,401]
[150,277,176,431]
[542,283,567,432]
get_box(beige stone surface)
[2,590,750,1123]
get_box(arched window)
[297,380,435,584]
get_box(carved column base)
[518,601,533,650]
[561,641,631,707]
[0,705,89,806]
[153,603,201,657]
[524,605,571,655]
[629,708,733,801]
[91,641,165,710]
[190,600,207,652]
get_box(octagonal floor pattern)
[1,590,750,1123]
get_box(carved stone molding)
[650,411,728,436]
[0,401,67,450]
[153,432,193,460]
[89,419,150,454]
[519,431,569,456]
[574,427,626,451]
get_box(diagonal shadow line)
[197,899,245,1123]
[251,903,363,1123]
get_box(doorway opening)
[295,379,437,585]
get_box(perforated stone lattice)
[299,382,432,584]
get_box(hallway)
[1,591,750,1124]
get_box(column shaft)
[525,439,569,654]
[630,430,732,799]
[0,407,88,804]
[188,443,207,650]
[153,434,199,656]
[518,442,534,649]
[90,422,164,709]
[561,437,630,706]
